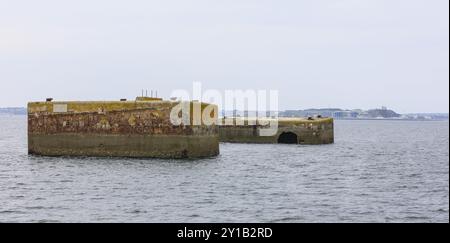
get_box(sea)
[0,115,448,222]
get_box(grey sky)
[0,0,448,113]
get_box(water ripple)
[0,116,448,222]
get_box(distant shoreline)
[331,118,449,122]
[1,109,448,122]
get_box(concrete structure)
[27,97,334,159]
[219,117,334,144]
[28,98,219,158]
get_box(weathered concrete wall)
[219,117,334,145]
[28,134,218,158]
[28,100,219,158]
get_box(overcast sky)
[0,0,448,113]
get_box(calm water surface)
[0,115,448,222]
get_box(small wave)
[435,208,448,213]
[403,216,431,221]
[270,216,304,222]
[59,180,73,183]
[31,219,61,223]
[24,206,47,210]
[129,209,147,214]
[90,197,105,200]
[0,210,26,214]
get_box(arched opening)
[277,132,298,144]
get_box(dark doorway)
[277,132,298,144]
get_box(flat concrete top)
[28,100,173,114]
[27,100,217,114]
[220,117,333,126]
